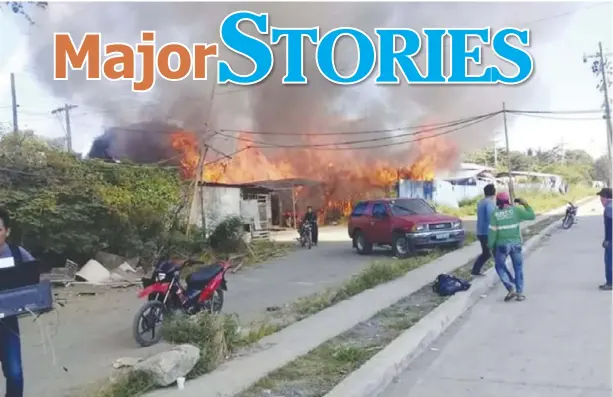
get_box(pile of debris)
[42,251,145,288]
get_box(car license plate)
[436,233,450,240]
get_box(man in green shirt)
[488,192,536,302]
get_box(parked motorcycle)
[299,222,313,249]
[132,259,231,347]
[562,202,577,229]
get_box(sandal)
[504,290,517,302]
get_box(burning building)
[89,121,460,225]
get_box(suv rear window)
[351,202,368,217]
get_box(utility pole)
[10,73,18,133]
[186,82,218,235]
[493,139,498,169]
[51,103,78,152]
[502,102,515,201]
[584,42,613,187]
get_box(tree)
[0,132,184,266]
[464,145,598,185]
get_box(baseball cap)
[496,192,510,202]
[597,187,612,199]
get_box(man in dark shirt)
[301,206,318,246]
[0,208,35,397]
[598,188,612,290]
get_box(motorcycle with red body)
[132,258,233,347]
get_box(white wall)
[189,185,242,232]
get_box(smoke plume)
[22,2,586,167]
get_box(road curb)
[322,197,596,397]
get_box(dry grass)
[439,186,594,217]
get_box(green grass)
[438,185,594,217]
[88,371,156,397]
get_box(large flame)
[170,128,457,220]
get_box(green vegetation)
[0,133,291,268]
[92,370,156,397]
[0,132,183,266]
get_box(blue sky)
[0,2,612,158]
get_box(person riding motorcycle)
[301,206,318,246]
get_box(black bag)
[432,273,471,296]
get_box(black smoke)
[87,122,182,164]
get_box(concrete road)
[379,201,611,397]
[14,226,383,397]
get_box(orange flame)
[170,127,457,220]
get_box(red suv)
[348,198,465,258]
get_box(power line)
[508,113,604,121]
[506,109,603,114]
[224,112,499,151]
[219,112,500,136]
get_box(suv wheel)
[392,232,411,258]
[354,231,373,255]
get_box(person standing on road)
[597,188,612,290]
[0,208,36,397]
[471,183,497,276]
[488,192,536,302]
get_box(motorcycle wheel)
[202,288,224,313]
[307,236,312,249]
[133,300,166,347]
[562,215,574,229]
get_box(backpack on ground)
[432,273,471,296]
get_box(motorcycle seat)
[186,264,224,288]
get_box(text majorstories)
[53,10,535,92]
